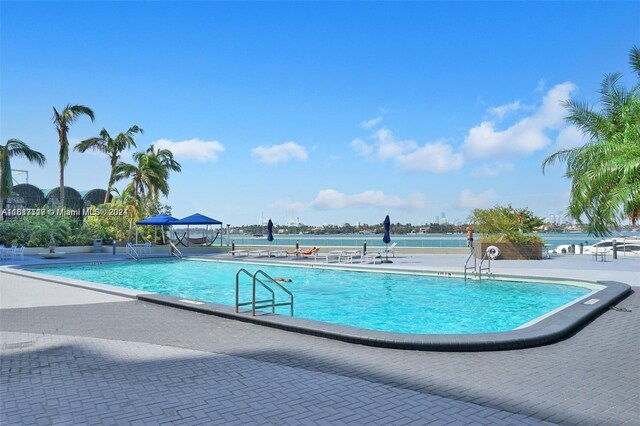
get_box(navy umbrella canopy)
[383,215,391,244]
[267,219,274,242]
[382,215,392,263]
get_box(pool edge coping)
[136,281,631,351]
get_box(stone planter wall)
[475,241,543,260]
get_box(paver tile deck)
[1,253,638,425]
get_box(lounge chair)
[248,249,270,257]
[227,249,249,257]
[379,242,398,258]
[363,252,382,264]
[339,250,362,263]
[289,246,320,258]
[268,250,288,258]
[313,250,343,263]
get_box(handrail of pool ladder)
[478,250,493,280]
[235,268,275,314]
[253,270,294,317]
[126,242,140,260]
[234,268,294,316]
[464,246,476,281]
[169,241,183,259]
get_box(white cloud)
[361,116,383,129]
[457,189,497,210]
[555,125,587,149]
[252,141,308,165]
[154,138,225,162]
[396,141,464,173]
[488,100,521,120]
[350,138,373,158]
[472,162,514,177]
[463,82,576,159]
[352,127,461,173]
[311,189,427,210]
[373,128,417,160]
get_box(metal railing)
[235,268,294,316]
[126,242,140,260]
[169,241,183,259]
[464,246,476,281]
[478,250,493,280]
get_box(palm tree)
[53,104,95,207]
[75,125,143,203]
[109,186,141,241]
[0,139,46,219]
[112,151,169,203]
[542,46,640,236]
[144,145,181,201]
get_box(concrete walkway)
[1,253,638,425]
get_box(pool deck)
[1,252,638,425]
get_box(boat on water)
[553,237,640,255]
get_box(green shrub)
[470,205,544,244]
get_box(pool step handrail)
[126,242,140,260]
[169,241,183,259]
[478,250,492,280]
[464,246,476,281]
[235,268,275,313]
[235,268,294,317]
[253,270,294,317]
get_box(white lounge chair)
[339,250,362,263]
[314,250,343,263]
[362,252,382,264]
[379,242,398,258]
[268,250,288,258]
[227,249,249,257]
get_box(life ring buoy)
[486,245,500,260]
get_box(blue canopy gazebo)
[136,213,179,226]
[173,213,223,246]
[135,214,178,244]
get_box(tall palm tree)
[112,151,170,203]
[542,46,640,236]
[0,139,46,219]
[53,104,95,206]
[75,125,143,203]
[144,145,181,201]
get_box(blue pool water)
[33,259,592,334]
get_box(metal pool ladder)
[464,246,476,281]
[170,241,183,259]
[464,246,493,281]
[126,242,140,260]
[477,250,493,280]
[235,268,294,316]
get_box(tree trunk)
[59,160,65,207]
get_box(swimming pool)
[29,258,596,335]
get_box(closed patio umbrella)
[382,215,392,263]
[267,219,274,242]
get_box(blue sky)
[2,1,639,227]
